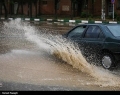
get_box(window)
[84,26,101,38]
[55,0,60,10]
[42,0,47,5]
[68,25,87,38]
[107,25,120,37]
[99,32,105,38]
[117,0,120,10]
[83,0,88,9]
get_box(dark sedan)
[63,23,120,70]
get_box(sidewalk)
[0,16,120,24]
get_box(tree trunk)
[10,0,13,15]
[92,0,94,15]
[0,3,2,18]
[35,1,37,17]
[21,0,23,15]
[70,0,73,19]
[38,0,41,16]
[54,0,56,19]
[3,1,7,19]
[29,0,32,18]
[16,3,19,15]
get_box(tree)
[29,0,32,18]
[17,0,24,15]
[54,0,60,19]
[92,0,94,14]
[33,0,38,17]
[9,0,14,15]
[0,0,8,19]
[25,0,38,18]
[38,0,41,16]
[0,1,2,18]
[71,0,85,19]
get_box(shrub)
[116,16,120,21]
[81,12,88,18]
[81,11,93,20]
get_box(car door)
[67,25,87,40]
[66,25,87,53]
[79,25,105,62]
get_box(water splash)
[3,19,120,87]
[40,34,120,87]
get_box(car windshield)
[107,25,120,37]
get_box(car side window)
[84,26,101,38]
[99,31,105,38]
[67,25,86,38]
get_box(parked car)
[63,23,120,70]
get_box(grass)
[0,15,119,22]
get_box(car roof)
[75,23,104,26]
[105,24,120,26]
[76,23,120,27]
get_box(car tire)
[101,52,116,70]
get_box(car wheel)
[101,52,115,70]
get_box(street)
[0,19,120,91]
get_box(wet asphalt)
[0,81,81,91]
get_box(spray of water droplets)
[2,19,120,87]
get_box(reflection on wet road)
[0,19,120,91]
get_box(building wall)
[58,0,71,15]
[40,0,71,16]
[40,0,55,15]
[93,0,102,16]
[88,0,120,17]
[1,0,120,18]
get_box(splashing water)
[3,19,120,87]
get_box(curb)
[0,17,120,24]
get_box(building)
[0,0,120,19]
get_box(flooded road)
[0,19,120,91]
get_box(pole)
[111,0,115,21]
[101,0,103,20]
[103,0,105,20]
[101,0,104,20]
[113,3,114,21]
[101,0,105,20]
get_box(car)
[63,23,120,70]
